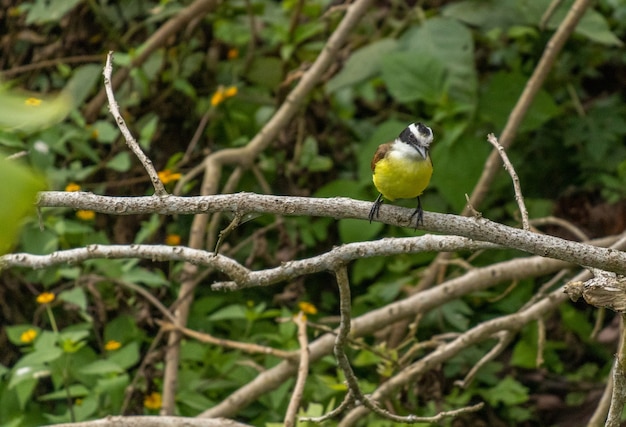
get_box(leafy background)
[0,0,625,426]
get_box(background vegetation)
[0,0,625,426]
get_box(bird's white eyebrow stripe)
[408,123,419,138]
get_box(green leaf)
[139,114,159,150]
[443,0,520,30]
[58,287,87,312]
[38,384,89,401]
[24,0,82,24]
[208,304,247,321]
[5,325,41,346]
[399,17,478,107]
[107,341,140,370]
[64,64,103,107]
[479,376,529,406]
[0,129,25,149]
[478,71,560,132]
[0,157,46,254]
[106,152,131,172]
[91,121,119,144]
[380,52,447,104]
[430,135,490,212]
[9,365,50,389]
[326,39,398,93]
[79,360,123,376]
[246,57,284,88]
[121,267,168,288]
[338,218,379,243]
[0,89,73,132]
[104,315,143,344]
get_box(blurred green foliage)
[1,0,625,426]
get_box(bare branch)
[34,192,626,275]
[487,133,529,230]
[285,313,310,427]
[157,321,296,360]
[103,52,167,197]
[44,416,252,427]
[606,315,626,427]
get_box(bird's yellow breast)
[373,154,433,201]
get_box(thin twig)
[332,265,485,424]
[455,331,513,388]
[536,317,546,367]
[487,133,529,230]
[529,216,590,241]
[540,0,565,29]
[588,368,614,427]
[103,52,167,196]
[157,321,296,359]
[606,314,626,426]
[284,312,310,427]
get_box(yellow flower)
[298,301,318,315]
[158,169,182,185]
[36,292,55,305]
[144,391,162,410]
[24,97,42,107]
[165,234,181,246]
[224,86,238,98]
[65,182,81,192]
[20,329,37,344]
[76,210,95,221]
[227,48,239,60]
[104,340,122,351]
[210,85,238,107]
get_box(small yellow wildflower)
[157,169,182,185]
[20,329,37,344]
[36,292,55,305]
[24,97,42,107]
[165,234,181,246]
[144,391,162,410]
[227,48,239,60]
[298,301,318,315]
[210,85,238,107]
[104,340,122,351]
[76,210,95,221]
[223,86,238,98]
[75,398,83,406]
[65,182,81,192]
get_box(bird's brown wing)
[371,142,392,172]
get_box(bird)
[368,122,433,228]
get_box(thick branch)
[35,192,626,275]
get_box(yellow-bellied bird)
[368,122,433,227]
